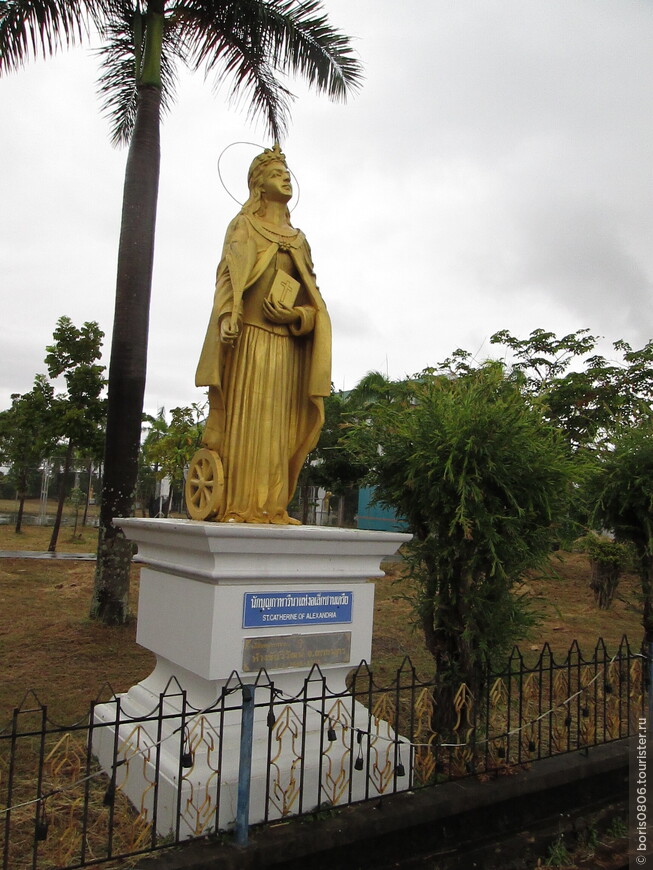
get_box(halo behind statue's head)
[241,143,290,218]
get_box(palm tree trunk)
[91,81,161,624]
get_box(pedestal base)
[93,520,411,836]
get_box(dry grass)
[0,524,99,554]
[0,498,100,554]
[0,497,98,517]
[371,551,643,684]
[0,544,154,726]
[0,527,644,721]
[0,527,157,870]
[1,730,155,870]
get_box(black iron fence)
[0,636,645,869]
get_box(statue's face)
[260,161,292,203]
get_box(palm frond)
[0,0,114,73]
[96,1,183,146]
[227,53,292,143]
[261,0,364,100]
[96,10,138,147]
[173,0,363,138]
[186,18,291,140]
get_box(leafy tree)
[135,407,168,516]
[345,362,575,731]
[1,1,363,623]
[80,454,101,527]
[142,403,204,514]
[488,329,653,450]
[68,485,86,540]
[577,533,631,610]
[295,374,398,525]
[441,328,653,545]
[589,424,653,641]
[44,317,106,552]
[294,388,368,524]
[0,375,56,533]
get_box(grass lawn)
[0,497,100,554]
[0,523,99,553]
[0,522,644,725]
[372,549,643,684]
[0,496,100,518]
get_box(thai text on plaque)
[243,590,353,627]
[242,632,352,672]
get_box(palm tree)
[347,370,394,408]
[0,0,363,624]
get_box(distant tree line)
[0,318,207,539]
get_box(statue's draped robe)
[196,213,331,523]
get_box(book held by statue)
[267,269,300,308]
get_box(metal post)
[235,684,256,847]
[39,459,51,525]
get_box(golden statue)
[185,145,331,523]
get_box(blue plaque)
[243,591,353,628]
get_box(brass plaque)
[242,632,352,672]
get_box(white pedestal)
[93,520,411,837]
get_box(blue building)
[356,487,408,532]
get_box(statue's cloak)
[196,213,332,501]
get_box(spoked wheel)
[185,448,224,521]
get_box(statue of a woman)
[187,144,331,524]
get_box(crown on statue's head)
[247,142,287,185]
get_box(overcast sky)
[1,0,652,417]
